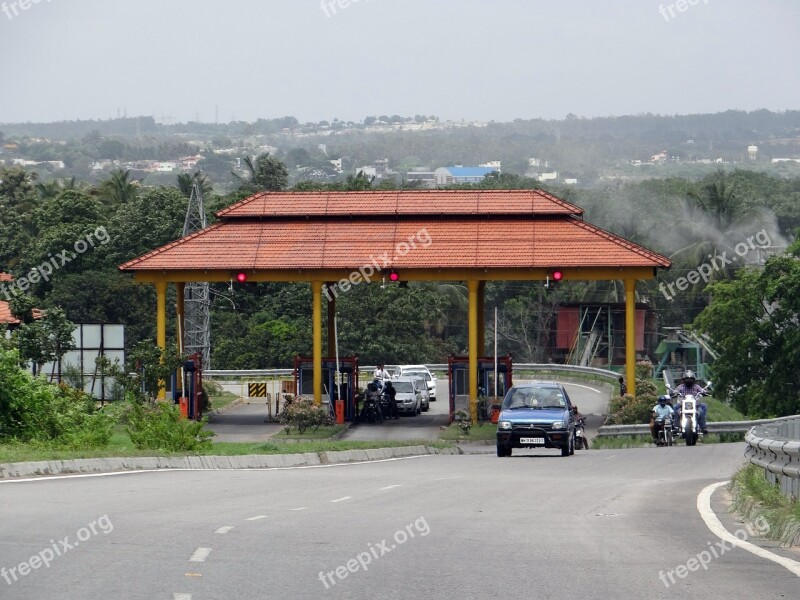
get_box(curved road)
[1,444,799,599]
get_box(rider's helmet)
[684,370,696,385]
[384,380,393,388]
[658,395,670,404]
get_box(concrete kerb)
[0,445,459,479]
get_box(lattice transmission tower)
[181,179,211,368]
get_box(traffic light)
[545,270,563,290]
[388,269,400,282]
[236,272,248,283]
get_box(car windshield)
[501,386,566,409]
[393,381,414,393]
[406,371,430,381]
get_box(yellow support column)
[468,280,479,423]
[312,281,323,405]
[176,282,185,352]
[326,283,336,355]
[155,281,167,400]
[624,279,637,397]
[477,281,486,357]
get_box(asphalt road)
[2,444,799,599]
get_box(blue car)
[496,382,576,457]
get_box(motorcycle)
[655,414,674,447]
[360,383,384,424]
[574,417,589,450]
[666,380,711,447]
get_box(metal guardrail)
[745,416,800,499]
[598,418,782,437]
[205,363,620,380]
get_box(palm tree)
[232,153,288,192]
[99,169,138,205]
[177,171,212,198]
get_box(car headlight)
[498,421,512,430]
[551,420,565,430]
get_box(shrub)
[278,397,334,433]
[605,392,658,425]
[125,397,214,452]
[0,348,113,448]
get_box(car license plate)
[520,437,544,444]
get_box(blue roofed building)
[434,164,500,185]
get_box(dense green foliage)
[278,397,334,434]
[692,241,800,417]
[0,348,113,447]
[122,399,214,452]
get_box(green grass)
[706,397,748,421]
[438,422,497,441]
[730,464,800,545]
[273,425,346,439]
[208,391,241,413]
[0,428,454,463]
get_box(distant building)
[537,171,558,182]
[329,158,343,173]
[747,145,758,160]
[406,169,437,188]
[772,158,800,164]
[434,166,498,185]
[563,178,578,185]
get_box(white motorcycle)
[666,381,711,447]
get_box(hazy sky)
[1,0,799,124]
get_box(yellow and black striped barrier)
[248,382,267,397]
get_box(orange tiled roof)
[120,217,670,271]
[0,272,13,282]
[0,301,19,324]
[216,189,583,218]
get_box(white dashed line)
[188,548,212,562]
[697,481,800,577]
[330,496,352,503]
[290,507,308,511]
[173,594,192,600]
[246,515,268,521]
[379,484,402,490]
[215,526,235,534]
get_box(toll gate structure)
[119,189,671,421]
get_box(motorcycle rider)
[361,381,383,422]
[572,405,589,449]
[672,370,708,433]
[383,380,399,419]
[373,363,390,382]
[650,395,674,444]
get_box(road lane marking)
[562,382,603,394]
[379,485,402,490]
[173,594,192,599]
[697,480,800,577]
[290,507,307,511]
[188,548,212,562]
[330,496,352,503]
[246,515,267,521]
[215,526,234,534]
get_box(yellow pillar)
[326,283,336,356]
[624,279,637,397]
[176,282,185,352]
[155,280,167,400]
[468,280,479,423]
[477,281,486,357]
[312,281,323,405]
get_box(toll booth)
[448,355,513,420]
[293,356,359,421]
[171,353,203,420]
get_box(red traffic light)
[388,270,400,282]
[236,272,248,283]
[552,270,563,281]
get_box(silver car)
[403,369,436,401]
[410,376,430,412]
[391,377,422,416]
